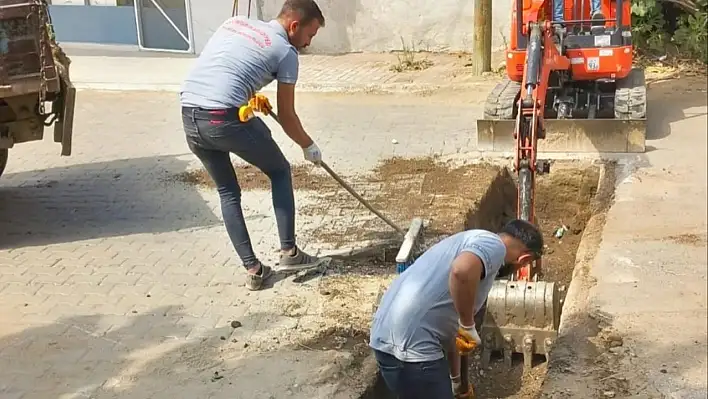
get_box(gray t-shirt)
[180,17,298,109]
[369,229,507,363]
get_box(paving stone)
[0,88,482,398]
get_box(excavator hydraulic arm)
[479,20,564,370]
[514,21,568,281]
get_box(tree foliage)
[632,0,708,62]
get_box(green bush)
[632,0,708,63]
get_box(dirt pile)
[175,162,336,191]
[299,156,504,246]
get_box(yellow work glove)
[248,93,273,115]
[455,320,481,354]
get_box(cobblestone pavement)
[0,88,494,398]
[68,50,506,93]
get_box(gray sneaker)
[277,247,329,272]
[245,262,273,291]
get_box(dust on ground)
[665,232,707,246]
[469,355,549,399]
[173,162,336,192]
[300,156,503,247]
[540,317,643,399]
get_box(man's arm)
[448,252,484,327]
[276,82,314,148]
[275,50,314,149]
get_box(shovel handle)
[318,161,404,235]
[459,353,470,396]
[266,110,404,235]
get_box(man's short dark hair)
[278,0,325,27]
[500,219,544,258]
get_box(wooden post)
[472,0,493,75]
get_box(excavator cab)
[507,0,634,82]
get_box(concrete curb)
[539,161,618,397]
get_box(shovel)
[265,110,405,236]
[460,354,471,398]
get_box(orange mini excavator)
[475,0,647,371]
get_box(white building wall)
[189,0,513,55]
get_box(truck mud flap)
[53,79,76,156]
[476,118,647,153]
[479,279,561,369]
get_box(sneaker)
[277,247,329,272]
[245,262,273,291]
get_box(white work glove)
[455,320,482,354]
[451,374,462,394]
[303,142,322,164]
[451,374,474,398]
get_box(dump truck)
[0,0,76,178]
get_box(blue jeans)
[553,0,601,21]
[374,350,454,399]
[182,106,296,268]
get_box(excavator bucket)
[479,279,561,369]
[476,118,647,153]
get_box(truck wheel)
[0,149,7,179]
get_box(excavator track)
[477,70,647,152]
[483,78,521,120]
[614,67,647,120]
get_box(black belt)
[183,106,241,122]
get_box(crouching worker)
[369,219,544,398]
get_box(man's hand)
[451,374,475,399]
[455,320,481,354]
[248,93,273,115]
[303,142,322,164]
[451,374,462,394]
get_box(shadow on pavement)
[645,76,708,141]
[0,306,372,399]
[0,155,221,250]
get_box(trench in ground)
[315,160,611,399]
[174,156,612,397]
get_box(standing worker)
[369,219,544,398]
[179,0,327,291]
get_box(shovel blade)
[476,118,646,153]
